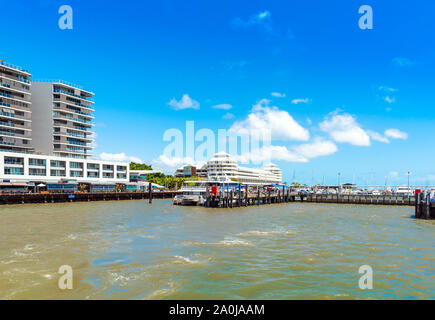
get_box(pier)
[0,191,178,205]
[414,192,435,219]
[203,185,418,208]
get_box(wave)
[186,238,252,247]
[144,282,178,300]
[173,255,200,264]
[237,229,295,237]
[216,239,251,246]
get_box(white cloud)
[212,104,232,110]
[99,152,142,163]
[168,94,200,110]
[257,10,271,20]
[391,57,416,67]
[230,99,310,141]
[291,98,310,104]
[319,113,370,146]
[222,112,235,119]
[362,128,407,144]
[384,96,395,104]
[385,129,408,140]
[367,130,390,143]
[233,10,271,27]
[152,155,205,174]
[293,139,338,159]
[271,92,286,98]
[235,145,308,163]
[231,10,273,34]
[235,139,337,164]
[379,86,398,93]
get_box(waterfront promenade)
[0,191,178,205]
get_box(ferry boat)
[173,177,242,206]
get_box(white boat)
[173,177,240,206]
[394,186,413,196]
[173,181,208,206]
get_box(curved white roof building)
[206,152,282,184]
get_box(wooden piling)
[149,182,152,204]
[238,183,242,207]
[245,185,248,206]
[425,193,430,219]
[415,193,421,218]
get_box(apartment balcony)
[0,81,31,96]
[53,94,94,110]
[0,120,32,131]
[0,140,33,149]
[0,101,31,114]
[53,139,93,149]
[53,113,93,127]
[53,87,94,103]
[53,145,91,156]
[0,129,32,139]
[0,90,32,105]
[0,68,31,85]
[53,125,94,137]
[53,104,94,119]
[53,131,93,142]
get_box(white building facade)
[0,151,128,184]
[187,152,282,184]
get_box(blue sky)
[1,0,435,185]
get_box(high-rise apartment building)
[0,60,33,153]
[0,59,129,184]
[31,81,94,159]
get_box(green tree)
[146,173,186,190]
[129,162,152,170]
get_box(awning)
[0,182,28,187]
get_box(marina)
[173,180,434,219]
[1,181,434,221]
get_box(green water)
[0,200,433,299]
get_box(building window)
[29,168,46,176]
[87,172,99,178]
[87,163,99,170]
[4,167,24,175]
[50,169,66,177]
[103,164,113,171]
[70,162,83,169]
[70,171,83,177]
[50,160,66,168]
[4,156,24,165]
[29,159,46,166]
